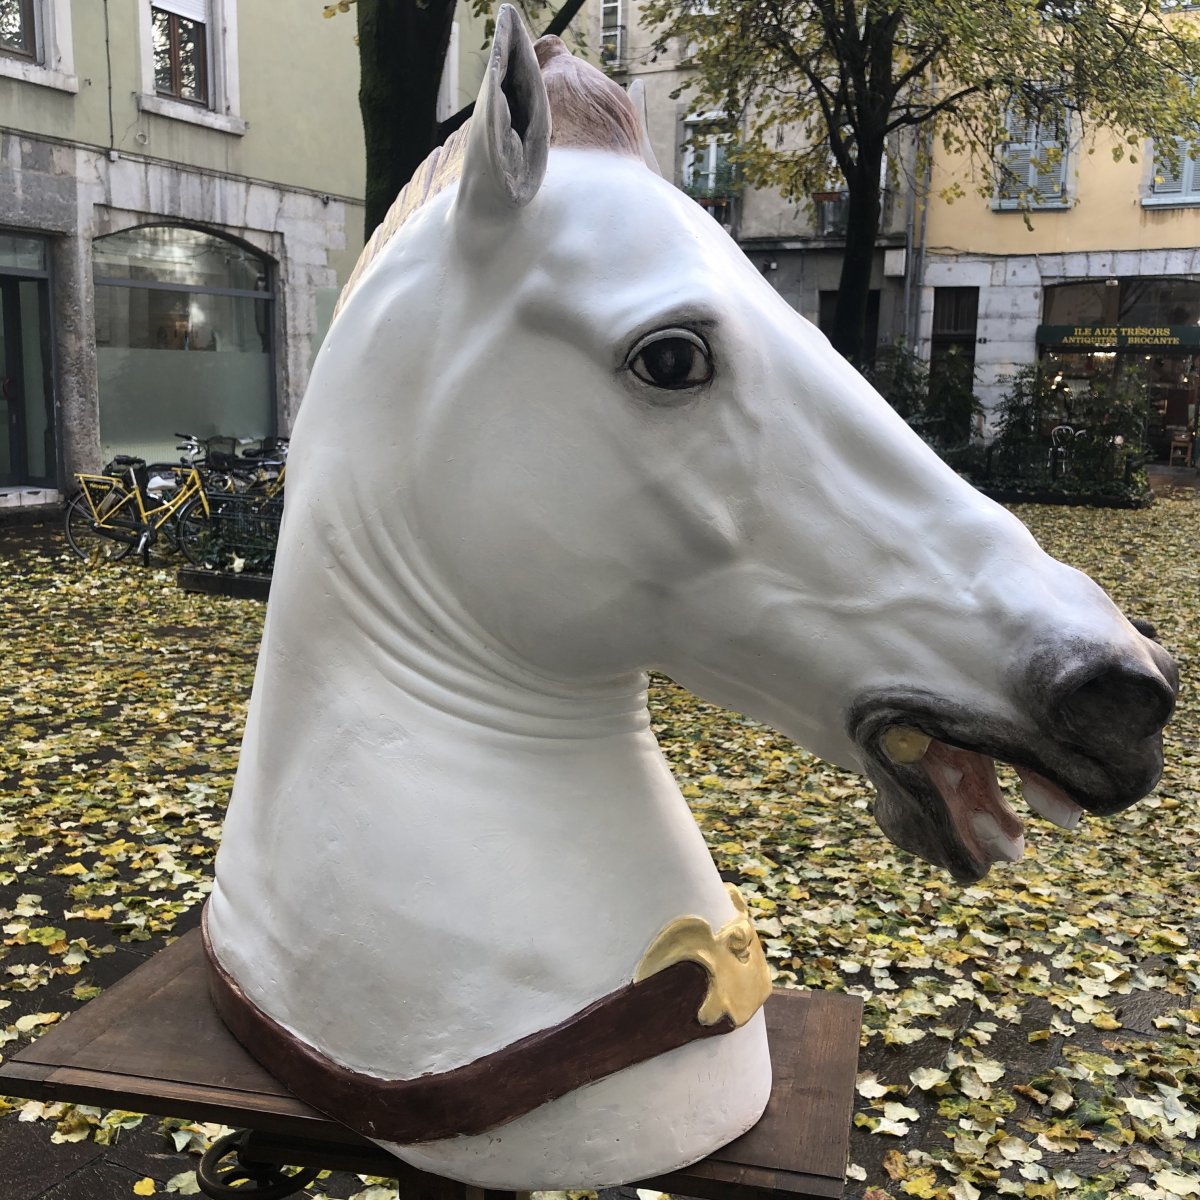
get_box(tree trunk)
[357,0,457,239]
[829,152,884,366]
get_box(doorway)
[0,238,55,488]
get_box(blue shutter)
[1031,113,1067,206]
[999,105,1067,207]
[998,111,1035,204]
[1152,138,1186,196]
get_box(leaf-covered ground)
[1,498,1198,1200]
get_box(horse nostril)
[1130,618,1158,641]
[1057,665,1176,746]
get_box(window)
[0,0,35,59]
[0,0,75,90]
[996,102,1070,209]
[682,115,737,225]
[684,133,729,194]
[92,226,274,464]
[1147,138,1200,205]
[137,0,243,134]
[930,287,979,380]
[1043,277,1200,326]
[152,1,207,105]
[815,193,849,236]
[601,0,624,69]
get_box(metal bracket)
[196,1129,321,1199]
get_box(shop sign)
[1037,324,1200,348]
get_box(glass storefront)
[0,234,55,487]
[1038,277,1200,461]
[92,225,274,464]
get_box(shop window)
[0,0,75,90]
[1039,277,1200,461]
[137,0,244,134]
[1043,276,1200,330]
[1043,280,1113,326]
[92,225,274,464]
[152,2,207,104]
[995,101,1071,210]
[1119,276,1200,324]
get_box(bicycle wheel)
[176,496,223,567]
[64,490,135,563]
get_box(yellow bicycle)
[64,455,212,566]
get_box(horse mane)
[333,36,643,318]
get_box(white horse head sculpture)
[205,10,1176,1190]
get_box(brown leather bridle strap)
[202,907,734,1144]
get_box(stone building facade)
[0,0,368,507]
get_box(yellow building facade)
[924,126,1200,457]
[606,0,1200,458]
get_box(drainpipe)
[905,76,935,350]
[908,147,931,350]
[902,133,918,346]
[103,0,115,156]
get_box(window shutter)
[153,0,208,22]
[1032,126,1066,204]
[999,105,1067,205]
[999,110,1035,202]
[1153,137,1187,196]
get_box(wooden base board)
[0,929,862,1200]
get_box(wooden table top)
[0,928,861,1200]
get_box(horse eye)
[627,329,713,390]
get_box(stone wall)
[0,131,360,482]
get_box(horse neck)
[224,513,736,1030]
[264,505,666,807]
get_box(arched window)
[93,225,274,463]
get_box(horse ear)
[626,79,662,176]
[457,5,550,219]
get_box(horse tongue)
[924,741,1026,865]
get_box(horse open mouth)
[849,705,1161,884]
[867,725,1088,881]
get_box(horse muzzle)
[848,632,1178,883]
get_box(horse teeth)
[882,726,932,764]
[933,761,963,790]
[1019,776,1083,830]
[970,812,1026,862]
